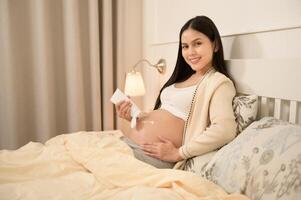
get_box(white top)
[160,83,197,121]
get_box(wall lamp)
[124,58,166,96]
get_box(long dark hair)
[154,15,230,109]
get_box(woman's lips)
[189,57,201,64]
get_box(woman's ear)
[213,40,219,52]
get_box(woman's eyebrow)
[181,38,203,45]
[191,38,202,42]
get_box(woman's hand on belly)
[140,136,183,162]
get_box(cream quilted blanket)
[0,131,249,200]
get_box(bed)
[0,59,300,200]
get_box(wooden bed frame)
[227,59,301,124]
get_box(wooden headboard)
[227,59,301,124]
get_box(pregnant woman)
[116,16,237,169]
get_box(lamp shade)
[124,71,146,96]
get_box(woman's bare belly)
[128,109,185,148]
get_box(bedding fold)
[0,131,249,200]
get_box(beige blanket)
[0,131,249,200]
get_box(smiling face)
[181,28,216,75]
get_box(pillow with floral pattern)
[184,151,216,175]
[233,95,258,134]
[184,95,258,175]
[202,117,301,200]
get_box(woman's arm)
[179,81,237,159]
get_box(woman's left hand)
[140,136,183,162]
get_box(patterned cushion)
[233,95,258,134]
[184,151,216,174]
[184,95,258,174]
[202,117,301,200]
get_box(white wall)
[141,0,301,117]
[144,0,301,44]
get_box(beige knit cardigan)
[174,70,237,169]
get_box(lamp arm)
[132,59,157,71]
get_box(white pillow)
[233,95,258,134]
[203,117,301,200]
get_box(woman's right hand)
[115,100,132,121]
